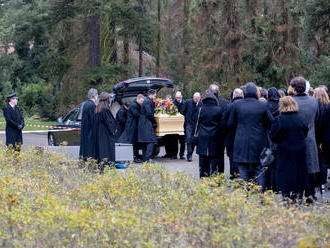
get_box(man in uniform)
[79,88,98,161]
[3,93,24,151]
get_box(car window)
[77,103,84,121]
[63,108,79,124]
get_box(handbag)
[191,107,201,146]
[260,147,275,167]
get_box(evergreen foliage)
[0,0,329,118]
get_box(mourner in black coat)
[265,87,281,190]
[270,96,309,199]
[228,82,273,187]
[79,93,97,160]
[222,89,244,177]
[119,95,144,162]
[207,84,230,172]
[138,90,157,162]
[183,92,202,161]
[116,103,129,137]
[3,93,24,150]
[173,92,186,159]
[94,92,118,169]
[196,93,224,177]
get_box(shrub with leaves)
[0,147,329,247]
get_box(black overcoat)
[3,104,24,146]
[94,107,118,163]
[79,100,96,159]
[270,113,309,192]
[119,100,141,144]
[228,83,274,163]
[293,94,320,174]
[116,105,128,137]
[222,97,243,148]
[196,97,224,156]
[138,97,157,143]
[173,99,185,115]
[183,99,202,143]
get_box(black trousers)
[199,155,219,178]
[178,135,185,157]
[164,135,179,157]
[142,143,154,161]
[227,146,239,177]
[187,143,196,158]
[236,162,266,188]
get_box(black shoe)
[180,155,185,160]
[170,155,177,160]
[133,158,143,163]
[187,156,192,162]
[161,154,170,158]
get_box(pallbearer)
[79,88,98,161]
[138,89,157,163]
[173,91,186,159]
[3,93,24,152]
[119,94,145,163]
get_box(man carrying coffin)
[119,94,145,163]
[3,93,24,151]
[79,88,98,160]
[138,89,157,163]
[173,91,186,159]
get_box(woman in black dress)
[270,96,309,201]
[94,92,118,170]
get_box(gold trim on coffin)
[154,113,185,136]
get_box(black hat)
[7,93,18,99]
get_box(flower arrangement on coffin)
[153,98,184,136]
[154,98,179,116]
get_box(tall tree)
[89,15,101,67]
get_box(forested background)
[0,0,329,119]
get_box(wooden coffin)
[154,113,185,136]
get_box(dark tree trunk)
[89,15,101,67]
[138,0,144,77]
[182,0,191,92]
[123,0,130,65]
[110,19,118,64]
[138,32,143,77]
[281,0,288,49]
[156,0,161,77]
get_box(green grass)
[0,117,57,131]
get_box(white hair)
[233,88,244,99]
[175,91,182,98]
[193,92,201,98]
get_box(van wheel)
[153,145,160,157]
[48,133,56,146]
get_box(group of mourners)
[3,75,329,203]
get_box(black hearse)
[48,77,175,155]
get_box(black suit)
[3,104,24,148]
[172,99,186,158]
